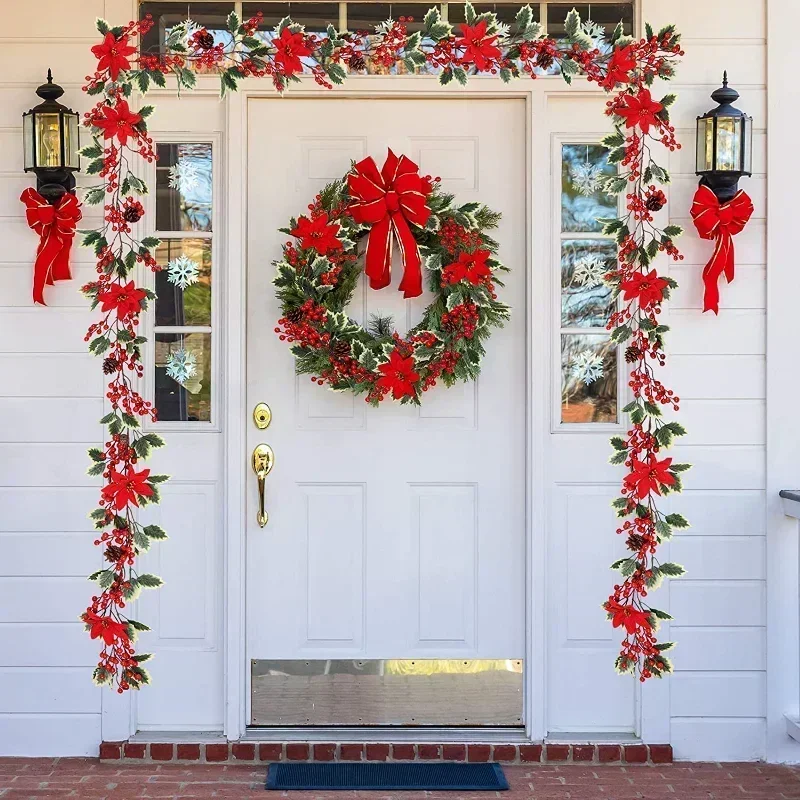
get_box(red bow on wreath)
[20,188,82,306]
[690,184,753,315]
[347,149,432,299]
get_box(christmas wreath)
[273,149,510,404]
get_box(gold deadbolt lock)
[253,402,272,430]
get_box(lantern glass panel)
[35,112,62,168]
[23,113,34,170]
[696,116,714,173]
[743,118,753,174]
[64,113,80,169]
[715,116,741,172]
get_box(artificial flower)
[456,20,501,71]
[601,44,636,89]
[376,349,420,400]
[91,100,143,146]
[97,280,147,319]
[624,454,676,499]
[101,467,154,511]
[83,611,130,646]
[606,600,652,635]
[91,32,137,80]
[291,213,342,254]
[273,27,312,76]
[442,249,493,285]
[619,269,669,308]
[614,88,664,134]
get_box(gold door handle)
[251,444,275,528]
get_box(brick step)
[100,741,673,765]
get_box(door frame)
[220,78,658,742]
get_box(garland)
[80,5,686,690]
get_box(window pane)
[561,334,617,424]
[156,143,213,233]
[547,3,633,38]
[561,143,616,233]
[242,2,339,32]
[561,239,616,328]
[140,2,235,57]
[155,332,212,422]
[155,239,212,327]
[347,4,426,34]
[448,3,539,25]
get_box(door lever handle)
[251,444,275,528]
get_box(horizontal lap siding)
[643,0,768,762]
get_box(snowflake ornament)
[570,349,605,386]
[582,19,607,44]
[570,160,606,197]
[165,348,197,386]
[168,158,201,195]
[572,254,608,288]
[166,255,200,290]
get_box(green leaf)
[453,67,468,86]
[665,513,690,529]
[144,524,168,540]
[227,10,241,33]
[96,18,110,35]
[564,7,581,39]
[136,573,163,589]
[610,436,627,452]
[670,463,692,473]
[659,562,685,577]
[663,225,683,238]
[127,618,151,632]
[650,607,673,621]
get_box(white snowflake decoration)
[570,160,606,197]
[570,349,605,386]
[165,349,197,386]
[168,158,201,195]
[572,254,608,288]
[582,19,607,44]
[166,255,200,290]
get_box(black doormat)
[266,762,509,791]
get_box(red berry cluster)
[441,301,479,340]
[275,299,330,350]
[439,218,483,255]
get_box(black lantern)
[23,69,81,204]
[695,72,753,203]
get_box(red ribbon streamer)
[690,184,753,315]
[20,188,82,306]
[347,149,432,299]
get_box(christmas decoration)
[166,254,200,289]
[165,348,197,385]
[274,152,508,404]
[570,349,605,385]
[689,184,754,314]
[168,158,201,195]
[570,160,606,197]
[571,253,608,287]
[20,188,82,305]
[81,5,686,689]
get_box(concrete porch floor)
[1,759,800,799]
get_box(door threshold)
[242,727,530,743]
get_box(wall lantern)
[695,72,753,203]
[23,69,81,204]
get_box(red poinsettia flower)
[97,280,147,319]
[606,600,652,635]
[273,27,312,76]
[456,20,502,71]
[91,32,137,81]
[619,269,669,308]
[376,349,420,400]
[601,44,636,89]
[623,454,676,499]
[92,100,143,146]
[291,213,342,254]
[443,249,493,285]
[615,89,664,135]
[83,611,130,646]
[102,466,154,511]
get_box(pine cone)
[123,205,143,223]
[627,534,646,551]
[537,52,555,70]
[645,190,667,212]
[286,307,303,324]
[104,545,125,563]
[348,53,367,72]
[331,339,351,358]
[624,346,641,364]
[102,357,119,375]
[196,30,215,50]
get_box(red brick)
[467,745,491,763]
[231,743,255,761]
[258,743,283,761]
[492,745,517,763]
[365,744,390,762]
[442,744,467,761]
[99,742,122,760]
[340,744,364,761]
[392,744,416,760]
[150,743,174,762]
[648,744,673,764]
[314,744,337,761]
[205,743,228,762]
[624,744,648,764]
[123,742,145,760]
[285,743,309,761]
[545,744,570,762]
[519,744,542,763]
[572,745,595,762]
[176,744,200,761]
[598,744,622,763]
[418,744,440,760]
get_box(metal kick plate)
[250,659,523,727]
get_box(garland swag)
[81,4,687,690]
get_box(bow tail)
[702,231,734,315]
[32,229,65,306]
[364,214,393,290]
[393,213,423,299]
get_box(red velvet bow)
[690,184,754,315]
[20,188,82,306]
[347,149,432,298]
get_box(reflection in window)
[155,332,212,422]
[448,3,539,25]
[546,3,633,38]
[561,334,617,424]
[242,2,339,32]
[154,239,212,327]
[561,144,616,233]
[156,143,213,233]
[561,239,616,328]
[140,2,234,56]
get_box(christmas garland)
[80,5,686,690]
[275,151,509,403]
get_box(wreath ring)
[273,149,511,405]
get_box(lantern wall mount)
[695,72,753,203]
[23,69,81,204]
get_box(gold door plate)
[253,402,272,430]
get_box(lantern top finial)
[35,69,65,103]
[711,72,740,108]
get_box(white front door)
[245,96,527,724]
